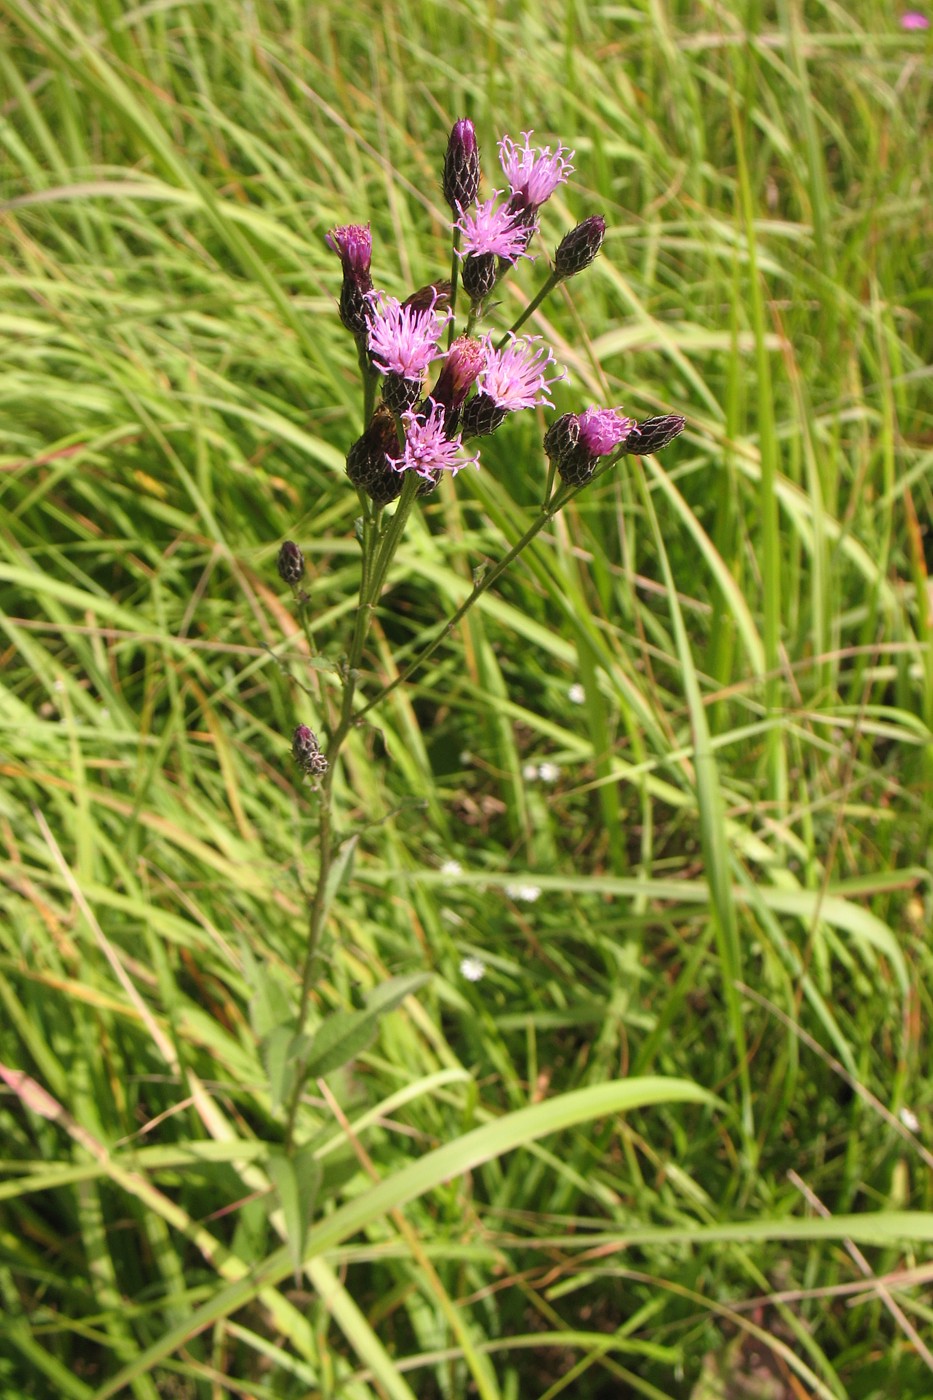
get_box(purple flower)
[901,9,929,25]
[392,402,480,481]
[478,334,564,411]
[325,223,372,276]
[457,195,531,262]
[367,292,450,380]
[498,131,574,213]
[577,406,635,456]
[326,223,374,335]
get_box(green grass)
[1,0,931,1395]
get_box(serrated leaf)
[304,1009,378,1079]
[365,972,430,1016]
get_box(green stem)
[355,482,574,720]
[284,474,421,1152]
[498,271,562,347]
[448,226,461,347]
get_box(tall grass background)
[1,0,931,1395]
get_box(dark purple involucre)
[443,119,480,212]
[292,725,328,776]
[346,405,404,505]
[554,215,606,279]
[277,540,305,587]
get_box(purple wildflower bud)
[458,195,531,263]
[462,252,498,303]
[498,131,574,214]
[554,215,606,279]
[326,224,374,336]
[403,280,452,313]
[277,540,305,586]
[543,412,581,469]
[292,724,328,777]
[346,405,404,505]
[621,414,686,455]
[443,118,480,212]
[429,336,486,426]
[478,334,564,412]
[392,401,480,482]
[901,9,929,26]
[367,292,449,388]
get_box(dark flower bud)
[462,252,498,303]
[403,280,452,313]
[346,405,404,504]
[292,724,328,776]
[461,392,509,439]
[443,119,480,212]
[339,280,374,337]
[543,412,581,467]
[277,540,305,587]
[622,414,687,455]
[554,215,606,279]
[429,336,485,425]
[544,412,594,486]
[382,371,423,416]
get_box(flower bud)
[429,336,486,426]
[543,412,581,468]
[277,540,305,587]
[346,405,404,504]
[462,252,498,303]
[623,414,687,455]
[326,224,374,336]
[554,215,606,279]
[292,725,328,776]
[443,119,480,212]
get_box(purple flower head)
[430,336,486,418]
[901,9,929,25]
[498,131,574,213]
[478,334,564,411]
[392,401,480,481]
[577,406,635,457]
[444,119,480,211]
[367,291,450,380]
[325,223,372,278]
[457,195,532,263]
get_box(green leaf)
[261,1028,309,1112]
[304,1009,378,1079]
[266,1148,322,1281]
[364,972,431,1016]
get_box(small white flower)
[460,956,486,982]
[53,679,65,693]
[537,761,561,784]
[441,859,463,877]
[505,883,542,903]
[899,1106,920,1133]
[459,750,474,765]
[522,762,539,781]
[568,683,586,704]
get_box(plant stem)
[284,473,421,1152]
[448,226,461,347]
[355,482,573,720]
[498,271,562,347]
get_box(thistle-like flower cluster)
[323,119,682,501]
